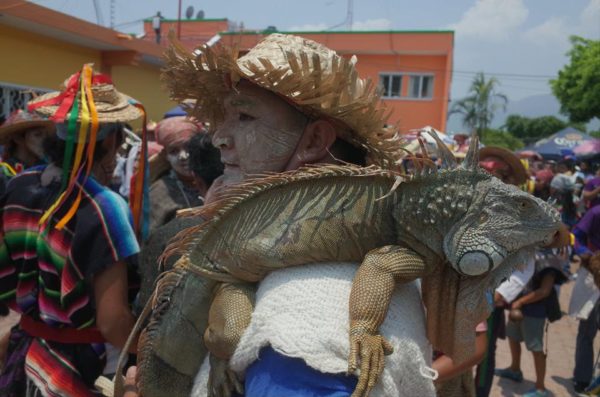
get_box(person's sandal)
[494,367,524,382]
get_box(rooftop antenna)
[185,6,194,19]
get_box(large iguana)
[121,134,565,397]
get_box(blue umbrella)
[523,127,596,160]
[163,105,187,118]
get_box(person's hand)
[123,366,139,397]
[511,300,523,310]
[494,291,507,307]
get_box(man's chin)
[221,170,245,186]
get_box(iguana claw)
[348,330,394,397]
[208,354,244,397]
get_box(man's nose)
[212,123,234,149]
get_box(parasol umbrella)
[573,139,600,159]
[517,150,543,161]
[524,127,595,160]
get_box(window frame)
[378,73,403,99]
[406,74,435,100]
[378,72,435,102]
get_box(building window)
[379,74,402,98]
[0,82,49,122]
[408,75,434,99]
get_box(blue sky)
[30,0,600,130]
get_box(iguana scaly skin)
[130,136,564,397]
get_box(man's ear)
[287,119,337,169]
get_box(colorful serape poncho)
[0,167,140,397]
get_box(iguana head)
[444,175,561,276]
[413,128,567,364]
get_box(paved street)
[490,266,599,397]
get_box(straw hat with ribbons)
[163,33,404,169]
[28,64,149,239]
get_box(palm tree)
[450,72,508,140]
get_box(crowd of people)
[0,33,595,397]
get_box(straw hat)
[479,146,527,185]
[0,110,55,144]
[28,70,142,124]
[163,33,403,168]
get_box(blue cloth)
[244,346,358,397]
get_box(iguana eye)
[516,198,532,210]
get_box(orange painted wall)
[147,24,454,133]
[354,53,449,132]
[219,31,453,133]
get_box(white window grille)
[0,82,50,122]
[408,75,434,99]
[379,74,402,98]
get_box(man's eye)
[239,113,256,122]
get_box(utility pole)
[110,0,115,29]
[177,0,182,39]
[346,0,354,30]
[92,0,104,26]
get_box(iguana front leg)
[349,245,429,397]
[204,282,255,397]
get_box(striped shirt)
[0,166,139,396]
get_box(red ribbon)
[28,73,113,123]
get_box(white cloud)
[352,18,392,30]
[287,23,328,31]
[450,0,529,42]
[523,17,569,47]
[580,0,600,37]
[288,18,392,32]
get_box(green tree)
[503,114,587,144]
[551,36,600,122]
[481,128,524,151]
[450,72,508,140]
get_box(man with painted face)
[149,116,205,231]
[159,34,436,397]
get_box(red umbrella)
[517,150,543,160]
[574,139,600,157]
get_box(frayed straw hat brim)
[479,146,528,185]
[29,91,142,124]
[0,120,55,144]
[162,33,404,168]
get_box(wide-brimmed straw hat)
[479,146,528,185]
[0,110,55,144]
[163,33,403,168]
[28,69,142,124]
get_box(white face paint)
[24,128,48,160]
[211,81,307,186]
[166,141,192,177]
